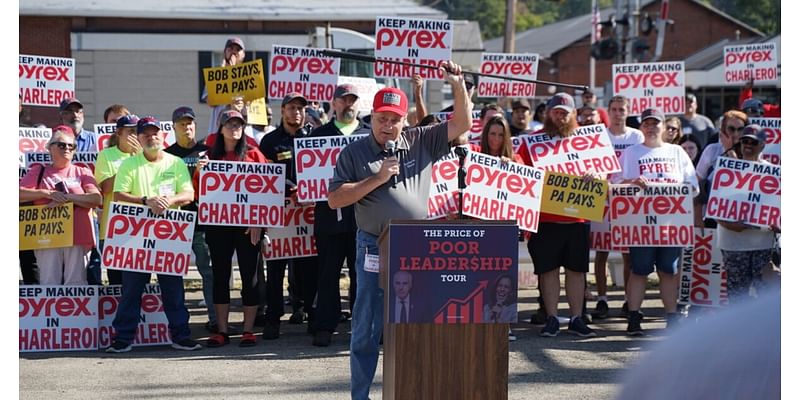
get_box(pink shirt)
[20,164,99,249]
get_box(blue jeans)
[111,271,191,344]
[350,230,383,400]
[193,229,216,323]
[629,247,681,276]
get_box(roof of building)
[19,0,446,21]
[684,34,780,70]
[484,0,764,58]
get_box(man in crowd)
[106,116,200,353]
[308,84,371,347]
[580,89,609,126]
[164,106,217,333]
[517,93,598,338]
[679,93,715,149]
[328,60,471,400]
[59,98,97,152]
[578,104,602,126]
[510,99,532,136]
[259,93,319,339]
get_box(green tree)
[704,0,780,35]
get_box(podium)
[379,220,518,400]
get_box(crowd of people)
[19,36,780,398]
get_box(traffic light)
[591,38,621,60]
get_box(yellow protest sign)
[203,59,266,106]
[246,97,269,126]
[540,171,607,221]
[19,203,74,250]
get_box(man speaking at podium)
[328,60,472,400]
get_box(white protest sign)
[19,286,99,352]
[198,161,286,227]
[338,76,379,114]
[19,127,51,169]
[102,203,196,276]
[26,152,97,173]
[427,149,461,219]
[478,53,539,98]
[609,184,694,247]
[705,157,780,229]
[97,284,171,348]
[723,42,778,84]
[295,134,367,202]
[374,16,453,80]
[263,199,317,260]
[749,117,781,165]
[462,152,544,232]
[94,121,174,152]
[679,228,728,308]
[521,124,621,175]
[19,55,76,107]
[612,62,685,115]
[434,110,483,140]
[269,45,341,102]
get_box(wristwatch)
[141,196,148,205]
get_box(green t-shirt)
[95,146,133,239]
[114,152,193,203]
[334,119,360,136]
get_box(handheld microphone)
[386,140,398,187]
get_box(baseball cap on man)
[741,98,764,112]
[116,114,140,129]
[225,37,245,51]
[512,99,531,110]
[282,93,308,107]
[741,124,767,143]
[373,87,408,116]
[547,93,575,112]
[640,108,665,122]
[172,106,196,122]
[334,84,359,99]
[59,97,83,112]
[137,116,161,134]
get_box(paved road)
[20,284,674,400]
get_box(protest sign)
[19,204,73,250]
[434,110,483,140]
[388,223,519,323]
[521,124,621,175]
[295,134,367,202]
[612,62,685,115]
[590,204,628,253]
[246,97,269,126]
[749,117,780,165]
[477,53,539,98]
[705,157,780,229]
[95,121,174,152]
[338,76,380,114]
[19,286,98,352]
[679,228,728,308]
[609,184,694,247]
[203,59,266,106]
[540,171,607,221]
[462,152,544,232]
[262,199,317,260]
[374,16,453,80]
[102,203,196,276]
[97,284,171,348]
[427,149,461,219]
[723,42,778,84]
[26,152,97,173]
[198,161,285,226]
[19,55,76,107]
[269,46,340,102]
[19,127,51,168]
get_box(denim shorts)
[629,246,681,276]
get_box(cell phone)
[54,181,67,193]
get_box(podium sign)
[387,223,519,323]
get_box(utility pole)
[504,0,516,53]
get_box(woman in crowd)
[94,115,141,284]
[196,110,269,348]
[479,115,522,163]
[678,135,702,166]
[617,108,698,336]
[713,124,779,303]
[663,116,683,144]
[19,126,102,285]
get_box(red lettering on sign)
[19,138,48,153]
[432,159,458,183]
[529,134,604,163]
[724,50,773,67]
[270,56,335,75]
[614,72,679,93]
[480,62,532,75]
[19,65,70,81]
[376,28,447,50]
[200,172,279,195]
[610,195,687,219]
[466,165,538,196]
[19,297,92,318]
[296,147,341,173]
[712,169,780,195]
[107,215,190,241]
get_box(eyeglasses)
[726,126,745,133]
[224,121,244,129]
[740,138,760,146]
[666,126,679,132]
[51,141,76,151]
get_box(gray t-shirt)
[679,114,715,149]
[329,122,450,236]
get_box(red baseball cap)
[373,87,408,116]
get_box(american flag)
[591,3,602,43]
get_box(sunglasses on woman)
[51,141,76,151]
[740,138,761,146]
